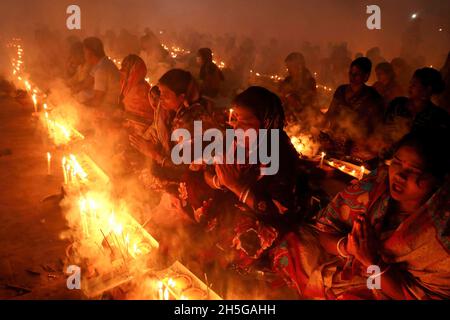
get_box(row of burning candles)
[9,40,83,146]
[9,42,42,113]
[251,69,334,93]
[318,151,366,180]
[9,41,157,259]
[9,39,214,299]
[7,42,153,260]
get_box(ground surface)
[0,96,82,299]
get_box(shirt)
[90,56,121,109]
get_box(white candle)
[319,152,325,168]
[157,282,163,300]
[359,166,365,180]
[228,108,233,123]
[31,93,37,113]
[66,164,72,184]
[47,152,51,175]
[164,287,169,300]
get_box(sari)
[120,55,153,135]
[271,166,450,299]
[324,84,385,158]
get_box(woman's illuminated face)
[158,84,184,111]
[230,105,261,131]
[388,146,437,205]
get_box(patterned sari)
[271,166,450,299]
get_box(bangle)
[337,236,349,258]
[242,188,251,204]
[240,188,250,204]
[239,187,251,204]
[367,264,391,280]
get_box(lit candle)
[319,152,325,168]
[66,164,72,184]
[47,152,51,175]
[158,282,163,300]
[31,93,37,113]
[62,157,68,184]
[359,166,365,180]
[228,108,233,123]
[164,287,169,300]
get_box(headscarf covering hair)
[375,62,396,80]
[233,86,285,130]
[198,48,213,63]
[285,52,305,67]
[158,69,200,105]
[120,54,148,97]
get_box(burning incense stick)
[46,152,51,175]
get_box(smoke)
[2,0,449,299]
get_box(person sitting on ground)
[278,52,317,123]
[120,54,153,135]
[271,129,450,299]
[66,41,92,94]
[373,62,404,107]
[198,86,304,273]
[129,68,215,183]
[384,67,449,146]
[197,48,224,99]
[322,57,385,161]
[80,37,121,114]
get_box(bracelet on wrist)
[239,186,251,204]
[337,236,349,258]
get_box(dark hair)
[351,57,372,74]
[149,84,160,96]
[375,62,395,79]
[82,37,105,58]
[233,86,285,129]
[394,129,449,182]
[285,52,305,66]
[121,54,146,73]
[158,69,200,103]
[197,48,213,62]
[412,68,445,95]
